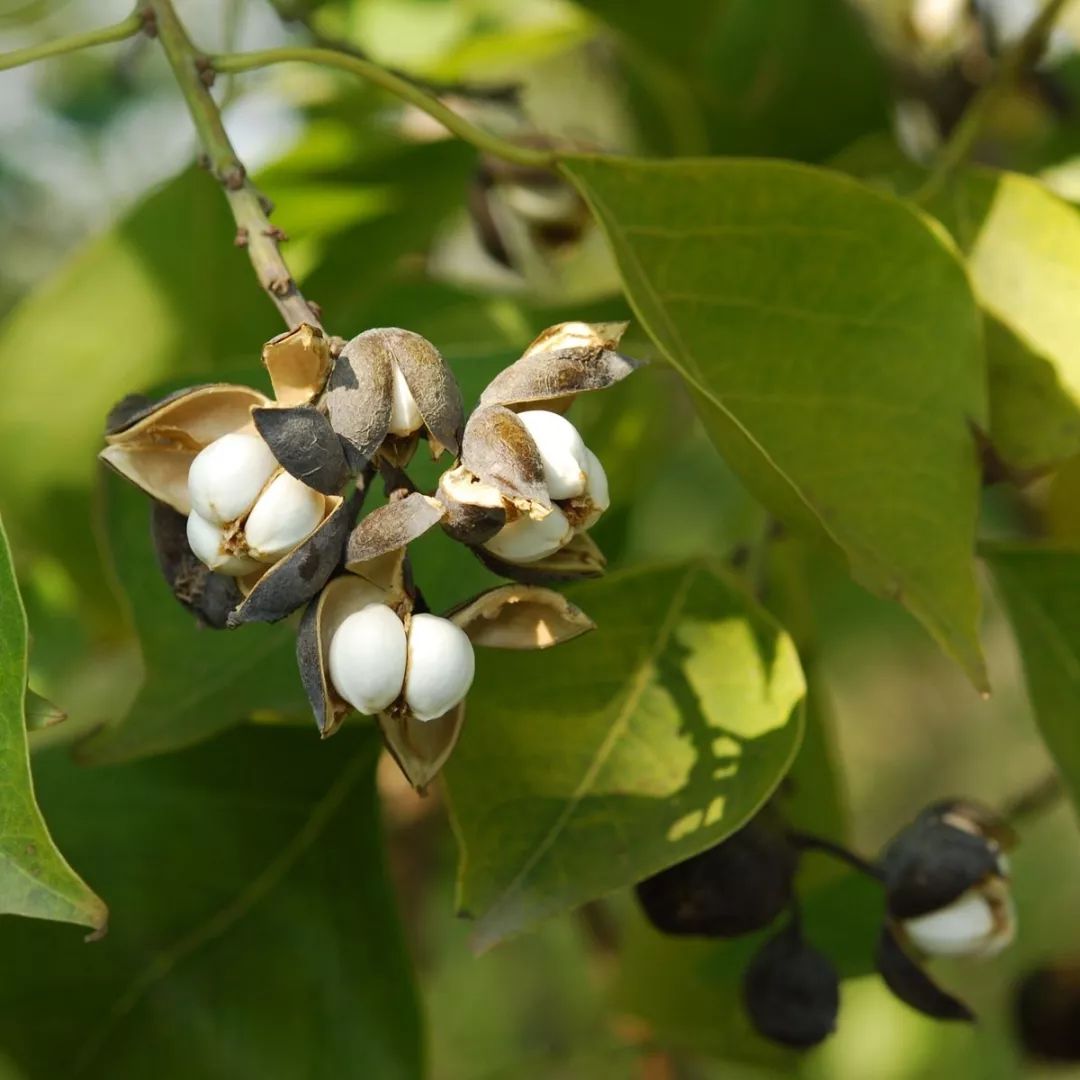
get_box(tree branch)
[0,8,145,73]
[212,47,557,171]
[913,0,1071,204]
[0,9,146,73]
[146,0,322,331]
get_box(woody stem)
[144,0,321,330]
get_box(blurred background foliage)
[2,0,1080,1077]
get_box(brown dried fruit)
[448,583,594,648]
[100,384,270,514]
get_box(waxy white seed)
[903,891,1003,957]
[388,362,423,436]
[517,410,589,500]
[484,505,573,564]
[187,432,278,525]
[404,614,475,722]
[185,510,261,577]
[244,472,325,562]
[327,604,408,715]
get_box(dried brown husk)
[297,572,396,736]
[475,530,606,584]
[324,331,395,467]
[449,584,594,649]
[345,493,445,570]
[252,404,348,495]
[378,699,466,792]
[151,500,242,629]
[479,320,639,412]
[100,384,270,514]
[437,465,507,545]
[227,493,350,626]
[386,327,464,458]
[262,323,332,407]
[461,405,550,511]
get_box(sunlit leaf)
[562,154,987,687]
[931,170,1080,473]
[985,545,1080,816]
[446,561,805,950]
[0,727,422,1079]
[0,514,105,931]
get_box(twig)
[1003,771,1065,824]
[146,0,321,330]
[0,8,146,72]
[212,47,556,171]
[788,830,885,882]
[267,0,520,105]
[913,0,1071,204]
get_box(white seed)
[187,432,278,525]
[388,361,423,436]
[503,182,581,225]
[327,604,408,715]
[404,614,475,722]
[903,891,1000,957]
[185,510,262,576]
[243,472,325,562]
[579,448,609,530]
[518,410,589,499]
[484,505,573,564]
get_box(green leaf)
[77,476,307,765]
[0,514,105,931]
[562,154,988,688]
[445,561,805,950]
[930,170,1080,473]
[574,0,890,161]
[984,545,1080,816]
[0,726,422,1079]
[25,688,65,731]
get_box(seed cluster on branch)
[101,320,640,788]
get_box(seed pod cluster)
[637,796,1021,1053]
[101,318,636,786]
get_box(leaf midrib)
[470,564,699,948]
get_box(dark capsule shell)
[635,819,797,938]
[1015,961,1080,1062]
[324,331,395,466]
[344,492,445,569]
[480,321,639,412]
[742,920,840,1050]
[388,328,464,458]
[150,500,242,629]
[875,924,974,1022]
[461,405,550,509]
[881,815,1001,919]
[227,494,352,627]
[252,404,349,496]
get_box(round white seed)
[388,362,424,436]
[404,613,475,722]
[517,410,589,500]
[327,603,409,715]
[187,432,278,525]
[243,472,325,562]
[903,892,998,957]
[484,505,573,564]
[185,510,262,576]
